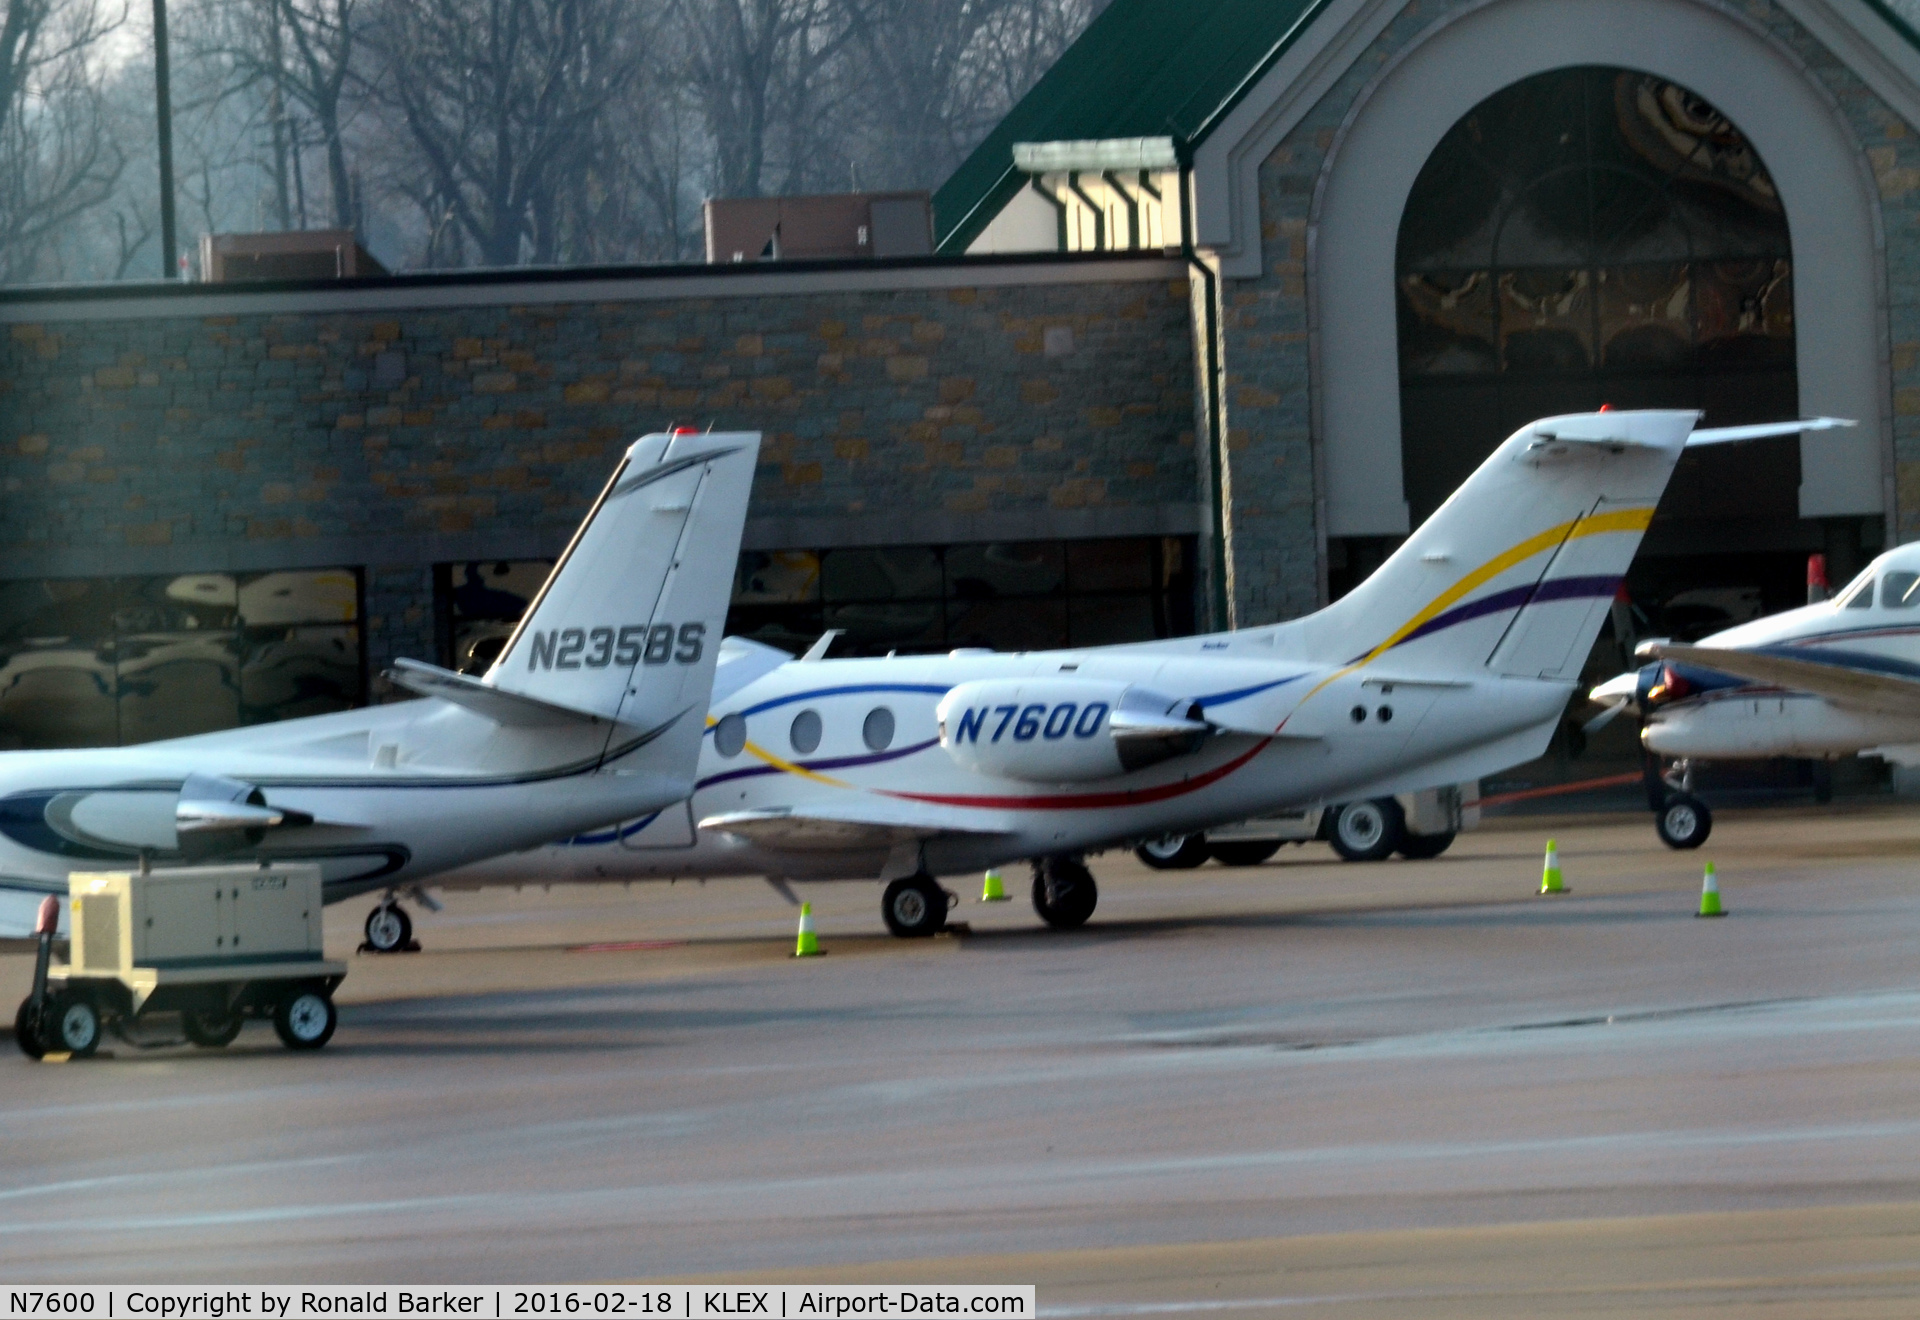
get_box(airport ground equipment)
[13,863,345,1058]
[1539,839,1568,895]
[1697,862,1725,917]
[793,902,822,957]
[1135,784,1478,870]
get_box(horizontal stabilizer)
[713,635,793,704]
[1687,417,1854,447]
[386,658,626,728]
[1650,644,1920,719]
[700,800,1011,853]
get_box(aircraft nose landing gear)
[1651,757,1712,850]
[362,901,417,953]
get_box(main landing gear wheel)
[273,991,337,1050]
[13,997,45,1060]
[183,1009,244,1048]
[1656,794,1712,850]
[363,902,413,953]
[881,874,948,938]
[1207,840,1282,867]
[1397,831,1456,860]
[45,993,100,1057]
[1328,799,1404,862]
[1135,834,1210,870]
[1032,856,1098,930]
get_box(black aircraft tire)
[1328,799,1405,862]
[1135,834,1210,870]
[881,875,947,938]
[1397,831,1457,860]
[1207,840,1282,867]
[364,903,413,952]
[1032,858,1098,930]
[183,1009,245,1048]
[1656,794,1712,850]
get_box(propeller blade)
[1582,699,1631,735]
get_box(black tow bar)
[22,895,58,1053]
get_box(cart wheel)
[274,991,337,1050]
[13,996,46,1061]
[183,1009,244,1049]
[46,993,101,1057]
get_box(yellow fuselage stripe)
[1297,505,1655,702]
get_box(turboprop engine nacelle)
[936,678,1208,783]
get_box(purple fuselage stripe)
[1386,575,1624,652]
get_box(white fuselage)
[1632,544,1920,759]
[448,640,1572,889]
[0,697,699,936]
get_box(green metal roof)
[932,0,1332,253]
[935,0,1920,254]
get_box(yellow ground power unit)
[15,863,347,1060]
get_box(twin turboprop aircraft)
[1588,538,1920,850]
[434,409,1847,941]
[0,430,761,941]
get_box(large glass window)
[0,569,364,750]
[1395,67,1796,528]
[440,537,1196,670]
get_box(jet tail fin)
[486,430,760,763]
[1292,411,1841,682]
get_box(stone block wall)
[0,260,1197,674]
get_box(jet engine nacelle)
[936,678,1208,783]
[174,773,312,855]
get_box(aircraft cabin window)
[1884,571,1920,609]
[790,708,822,755]
[713,712,747,757]
[863,707,895,751]
[1843,578,1875,609]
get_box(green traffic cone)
[1697,862,1725,918]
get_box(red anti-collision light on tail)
[672,427,701,435]
[35,895,57,935]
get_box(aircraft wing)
[1651,644,1920,720]
[699,799,1013,853]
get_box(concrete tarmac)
[3,807,1920,1314]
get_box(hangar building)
[3,0,1919,752]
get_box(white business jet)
[1588,536,1920,851]
[430,410,1844,941]
[0,429,760,941]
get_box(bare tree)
[373,0,636,265]
[0,0,127,281]
[188,0,363,229]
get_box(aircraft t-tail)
[0,429,761,941]
[434,410,1849,942]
